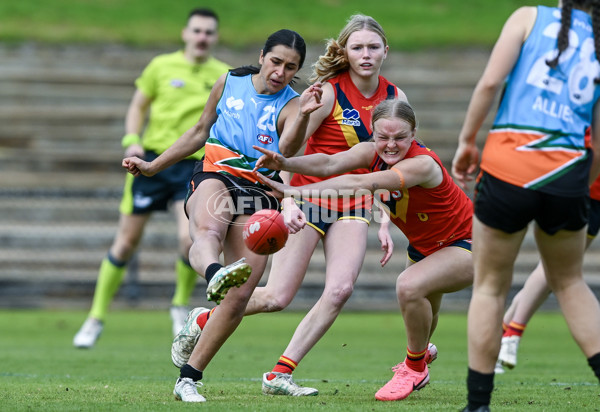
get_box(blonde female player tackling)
[254,99,474,402]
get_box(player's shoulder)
[507,6,538,28]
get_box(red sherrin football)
[243,209,289,255]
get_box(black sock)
[587,352,600,382]
[106,251,127,267]
[180,364,203,381]
[466,368,494,410]
[205,263,223,284]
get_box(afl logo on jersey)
[257,134,273,145]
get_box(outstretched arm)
[254,141,374,177]
[122,74,225,177]
[257,154,442,197]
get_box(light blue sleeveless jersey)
[206,72,298,180]
[494,6,600,147]
[482,6,600,195]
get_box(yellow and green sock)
[89,254,127,320]
[171,258,197,307]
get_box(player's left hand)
[280,197,306,233]
[299,82,324,116]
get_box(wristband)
[390,167,405,189]
[121,133,141,148]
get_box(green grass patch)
[1,309,598,411]
[2,0,555,50]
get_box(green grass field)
[2,0,555,49]
[1,310,597,411]
[2,1,599,410]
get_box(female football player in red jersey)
[247,14,408,397]
[254,98,474,401]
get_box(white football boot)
[171,307,210,368]
[73,318,103,348]
[498,335,520,369]
[173,377,206,402]
[262,372,318,396]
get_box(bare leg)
[504,235,594,326]
[173,199,193,260]
[503,262,551,325]
[188,215,268,370]
[535,226,600,358]
[182,179,268,371]
[281,220,369,363]
[170,200,197,314]
[398,247,473,353]
[468,216,527,373]
[109,212,151,261]
[245,226,321,315]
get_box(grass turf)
[1,0,556,49]
[0,310,598,411]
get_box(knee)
[263,300,287,313]
[263,294,290,312]
[396,276,422,306]
[251,287,291,313]
[322,283,354,308]
[219,300,247,322]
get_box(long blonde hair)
[309,14,387,83]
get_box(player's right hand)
[252,146,287,171]
[122,156,153,177]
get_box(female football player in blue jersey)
[452,1,600,410]
[123,29,323,402]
